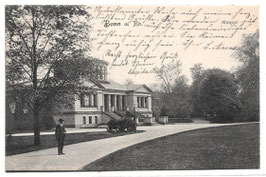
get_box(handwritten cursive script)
[89,6,258,76]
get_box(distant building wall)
[54,114,75,127]
[74,113,102,127]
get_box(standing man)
[55,119,66,155]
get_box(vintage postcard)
[4,4,261,175]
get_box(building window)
[100,66,103,80]
[83,116,86,124]
[94,94,97,106]
[95,65,99,80]
[137,97,140,107]
[103,67,107,80]
[145,97,148,108]
[95,116,98,124]
[89,116,92,124]
[85,95,90,106]
[137,97,148,108]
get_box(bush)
[107,118,136,133]
[199,69,241,123]
[168,118,193,123]
[160,107,168,116]
[40,116,56,130]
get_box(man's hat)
[59,119,64,123]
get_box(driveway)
[5,122,256,171]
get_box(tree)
[154,60,182,93]
[154,61,191,118]
[6,5,94,145]
[125,79,134,85]
[199,69,241,123]
[190,63,206,117]
[234,31,259,121]
[170,76,191,118]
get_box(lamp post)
[7,101,16,138]
[233,104,236,122]
[9,102,16,114]
[23,108,29,114]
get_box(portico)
[103,94,128,112]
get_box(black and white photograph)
[3,2,263,175]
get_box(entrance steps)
[102,111,122,121]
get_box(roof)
[100,80,127,91]
[89,57,109,65]
[92,80,153,93]
[126,84,153,92]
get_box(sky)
[87,5,258,86]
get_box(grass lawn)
[83,124,259,170]
[6,130,144,156]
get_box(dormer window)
[99,66,103,80]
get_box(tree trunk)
[33,104,41,145]
[31,8,40,146]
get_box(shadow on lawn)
[6,130,145,156]
[26,153,57,157]
[83,124,259,171]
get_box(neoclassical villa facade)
[54,58,153,127]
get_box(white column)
[75,94,81,109]
[85,95,89,106]
[90,94,94,107]
[133,96,138,111]
[148,96,152,112]
[97,92,103,110]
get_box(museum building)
[54,58,153,127]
